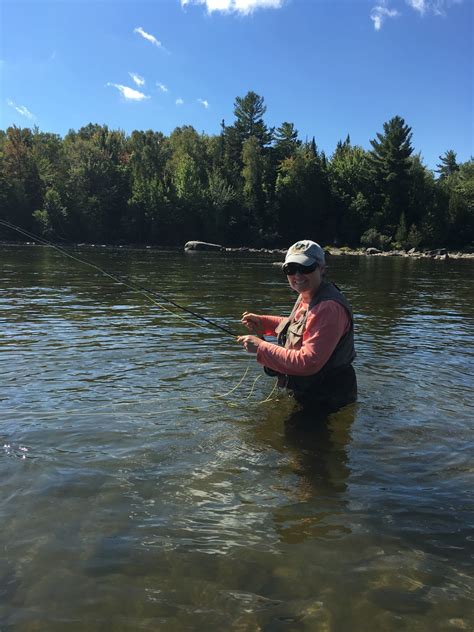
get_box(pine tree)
[368,115,414,232]
[436,150,459,179]
[233,91,273,147]
[274,122,300,161]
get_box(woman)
[237,239,357,412]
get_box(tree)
[2,126,43,229]
[221,91,273,186]
[273,122,301,162]
[436,150,459,180]
[241,136,266,239]
[367,115,414,232]
[63,125,129,241]
[233,91,273,148]
[329,139,371,245]
[275,146,332,244]
[395,211,408,246]
[206,168,239,243]
[443,159,474,248]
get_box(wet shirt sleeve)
[255,301,350,376]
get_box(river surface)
[1,244,473,631]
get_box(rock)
[426,248,447,257]
[407,248,417,255]
[184,240,224,252]
[366,247,381,255]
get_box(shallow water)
[1,244,473,631]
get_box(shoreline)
[1,240,473,260]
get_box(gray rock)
[184,240,224,252]
[426,248,447,257]
[366,247,382,255]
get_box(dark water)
[1,244,473,631]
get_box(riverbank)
[184,240,474,260]
[2,239,473,259]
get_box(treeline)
[1,91,473,249]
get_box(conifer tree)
[368,115,414,232]
[436,150,459,179]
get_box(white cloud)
[181,0,284,15]
[406,0,427,13]
[406,0,461,16]
[129,72,145,86]
[370,3,400,29]
[134,26,163,48]
[198,98,209,108]
[107,83,150,101]
[7,99,35,120]
[157,82,168,92]
[176,98,184,105]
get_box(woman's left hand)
[237,335,262,354]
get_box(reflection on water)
[0,244,473,630]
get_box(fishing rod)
[0,219,238,338]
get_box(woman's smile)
[288,267,324,299]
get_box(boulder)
[426,248,447,257]
[184,241,224,252]
[366,247,382,255]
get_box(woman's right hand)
[241,312,263,335]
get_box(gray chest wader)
[265,282,357,411]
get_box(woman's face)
[287,265,325,298]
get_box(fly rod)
[0,219,238,337]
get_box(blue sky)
[0,0,472,169]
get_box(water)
[1,244,473,631]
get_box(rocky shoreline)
[184,240,474,260]
[2,239,472,260]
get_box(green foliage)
[274,122,301,162]
[233,91,273,148]
[32,209,52,236]
[0,97,471,250]
[436,150,459,180]
[395,212,407,246]
[329,139,370,245]
[368,116,414,232]
[360,228,392,250]
[406,223,423,249]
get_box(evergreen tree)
[233,91,273,147]
[274,122,300,161]
[0,97,471,250]
[222,92,273,183]
[368,115,414,232]
[436,150,459,179]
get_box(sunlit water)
[1,244,473,631]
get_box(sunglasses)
[283,262,318,276]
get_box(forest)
[1,91,472,250]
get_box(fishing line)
[0,219,237,337]
[1,220,280,411]
[0,219,284,416]
[1,378,280,420]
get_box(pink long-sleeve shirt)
[255,300,350,376]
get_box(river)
[1,244,473,630]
